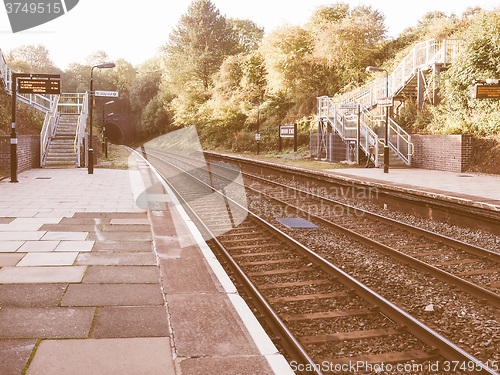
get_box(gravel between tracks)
[248,193,500,367]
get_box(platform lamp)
[89,62,115,174]
[366,66,390,173]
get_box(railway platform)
[324,167,500,211]
[0,155,292,374]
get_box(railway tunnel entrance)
[103,114,134,145]
[105,121,126,144]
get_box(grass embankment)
[214,148,361,170]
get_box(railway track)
[146,148,500,307]
[204,151,500,236]
[130,147,499,375]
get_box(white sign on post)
[95,90,119,98]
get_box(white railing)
[357,104,413,165]
[1,48,89,168]
[318,38,461,166]
[335,38,463,108]
[54,93,88,167]
[40,96,60,167]
[1,48,55,113]
[75,93,88,167]
[318,96,381,166]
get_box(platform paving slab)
[61,283,164,307]
[92,306,170,338]
[0,253,25,266]
[92,240,153,252]
[75,252,156,266]
[0,232,45,241]
[0,307,95,338]
[167,293,262,357]
[82,265,161,284]
[160,256,222,294]
[41,232,89,241]
[54,240,95,252]
[180,356,279,375]
[0,339,37,375]
[0,284,67,307]
[25,337,175,375]
[16,252,78,267]
[17,241,60,252]
[0,266,86,283]
[0,241,24,252]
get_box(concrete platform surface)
[326,168,500,210]
[0,164,292,375]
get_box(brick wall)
[411,134,473,172]
[0,135,40,175]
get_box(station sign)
[470,84,500,99]
[18,77,61,94]
[377,97,394,107]
[95,90,119,98]
[280,125,295,138]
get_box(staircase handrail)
[74,93,88,167]
[358,102,414,165]
[388,118,414,165]
[318,96,381,166]
[40,95,60,167]
[334,38,463,108]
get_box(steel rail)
[237,169,500,264]
[129,147,321,375]
[137,147,499,375]
[146,148,500,306]
[202,157,500,308]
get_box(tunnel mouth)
[105,122,126,144]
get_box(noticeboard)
[18,78,61,94]
[280,125,295,138]
[470,84,500,99]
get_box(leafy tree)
[227,18,265,53]
[308,3,386,83]
[164,0,238,91]
[130,58,163,113]
[430,10,500,134]
[6,44,61,74]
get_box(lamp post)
[89,62,115,174]
[249,102,260,154]
[366,66,390,173]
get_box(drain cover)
[276,218,319,229]
[34,177,53,180]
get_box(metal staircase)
[316,38,463,167]
[1,48,89,168]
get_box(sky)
[0,0,498,70]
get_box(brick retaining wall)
[0,135,40,175]
[411,134,473,172]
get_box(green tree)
[227,18,265,53]
[164,0,238,91]
[430,10,500,134]
[308,3,386,83]
[6,44,61,74]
